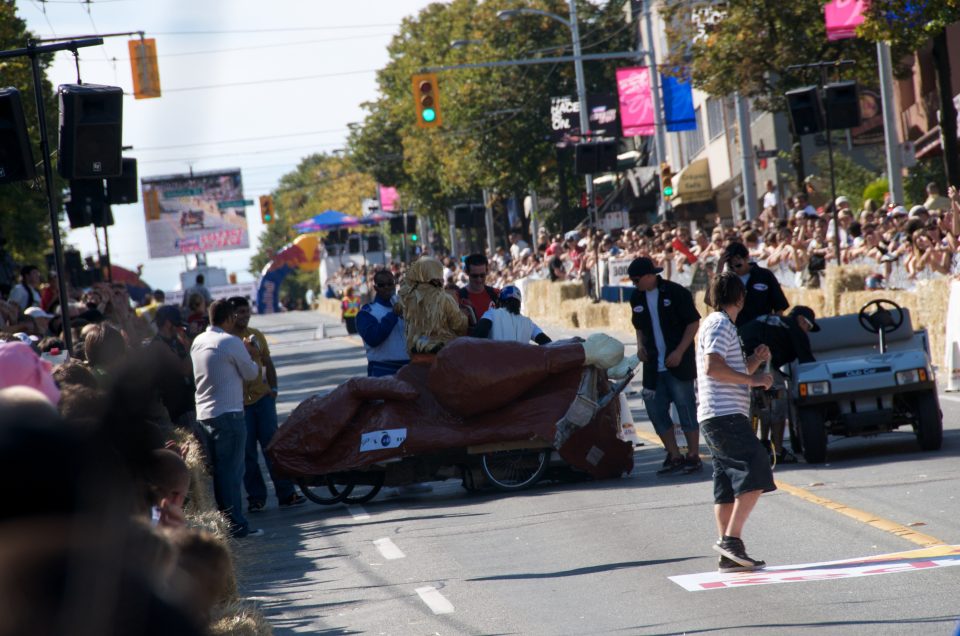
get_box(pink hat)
[0,341,61,405]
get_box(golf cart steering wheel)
[858,298,904,334]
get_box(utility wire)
[153,24,400,35]
[133,128,349,152]
[161,68,377,93]
[135,142,344,165]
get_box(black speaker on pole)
[0,87,36,183]
[785,86,825,135]
[575,142,598,175]
[574,141,618,175]
[106,157,138,204]
[389,216,404,234]
[454,204,472,229]
[67,178,112,228]
[823,81,862,130]
[405,215,418,233]
[58,84,123,179]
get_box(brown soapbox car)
[267,337,636,504]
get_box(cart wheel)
[481,449,549,492]
[328,472,385,504]
[913,391,943,451]
[798,408,827,464]
[298,476,353,505]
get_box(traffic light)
[411,73,443,129]
[660,162,674,198]
[259,195,275,224]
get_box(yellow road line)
[634,425,946,547]
[774,480,946,548]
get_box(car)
[180,210,204,229]
[785,299,943,463]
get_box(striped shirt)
[191,326,259,421]
[696,311,750,421]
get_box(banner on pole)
[616,67,654,137]
[662,73,697,132]
[824,0,867,41]
[378,185,399,211]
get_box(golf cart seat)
[806,309,915,360]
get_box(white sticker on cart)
[360,428,407,452]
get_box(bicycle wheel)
[481,449,549,492]
[298,475,353,505]
[328,471,385,504]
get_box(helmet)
[499,286,521,303]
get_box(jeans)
[199,411,249,536]
[244,394,295,504]
[642,371,699,436]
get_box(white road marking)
[373,537,405,560]
[348,505,370,520]
[415,586,454,615]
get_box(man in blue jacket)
[356,269,410,377]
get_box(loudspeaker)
[389,216,404,234]
[574,141,618,175]
[0,87,36,183]
[68,178,112,228]
[824,81,861,130]
[58,84,123,179]
[106,157,138,204]
[454,205,472,229]
[785,86,824,135]
[405,215,418,233]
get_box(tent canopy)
[294,209,393,234]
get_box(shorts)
[700,413,777,504]
[642,371,699,436]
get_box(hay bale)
[784,288,826,318]
[525,280,585,322]
[317,298,341,318]
[821,264,873,315]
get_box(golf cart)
[786,299,943,463]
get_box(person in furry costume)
[396,258,468,354]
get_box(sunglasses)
[469,273,486,279]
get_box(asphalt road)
[235,311,960,635]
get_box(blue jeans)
[199,411,249,537]
[643,371,699,436]
[244,394,295,504]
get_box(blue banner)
[661,73,697,132]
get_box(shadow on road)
[467,556,697,581]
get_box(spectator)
[227,296,305,512]
[357,269,409,377]
[9,264,42,311]
[182,274,213,307]
[474,285,551,345]
[185,293,208,340]
[84,323,128,382]
[190,299,262,538]
[923,182,951,212]
[458,253,500,329]
[341,286,361,334]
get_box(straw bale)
[784,288,826,318]
[822,264,873,315]
[317,298,341,317]
[525,280,585,321]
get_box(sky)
[19,0,438,292]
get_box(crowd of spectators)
[0,268,270,634]
[321,181,960,302]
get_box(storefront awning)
[671,158,713,206]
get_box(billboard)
[141,168,250,258]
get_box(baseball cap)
[564,230,579,241]
[909,205,927,218]
[889,205,907,217]
[154,305,185,327]
[789,306,821,332]
[835,196,849,206]
[627,257,663,278]
[499,285,522,303]
[24,307,55,319]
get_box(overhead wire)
[133,128,350,152]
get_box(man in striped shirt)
[696,271,775,573]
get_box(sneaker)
[718,556,754,573]
[776,449,798,464]
[279,493,307,507]
[248,501,265,513]
[682,456,703,474]
[656,455,685,475]
[712,536,766,569]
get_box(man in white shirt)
[761,180,778,212]
[475,286,551,345]
[9,265,42,311]
[697,271,774,573]
[509,232,530,263]
[191,299,263,538]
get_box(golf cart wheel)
[913,391,943,451]
[798,408,828,464]
[788,418,804,454]
[481,449,549,492]
[328,472,385,504]
[298,476,353,505]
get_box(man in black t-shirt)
[720,243,789,328]
[629,257,702,474]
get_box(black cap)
[789,305,820,332]
[627,257,663,278]
[154,305,185,327]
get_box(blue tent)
[293,209,364,233]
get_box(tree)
[860,1,960,187]
[0,0,64,282]
[347,0,633,237]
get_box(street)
[234,311,960,635]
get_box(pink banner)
[616,67,654,137]
[378,185,399,211]
[824,0,868,41]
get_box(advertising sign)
[824,0,867,41]
[608,257,634,286]
[616,67,654,137]
[550,94,620,144]
[141,169,250,258]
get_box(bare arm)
[665,320,699,367]
[706,352,772,388]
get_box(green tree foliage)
[660,0,884,113]
[347,0,632,228]
[810,148,881,211]
[0,0,64,276]
[859,1,960,50]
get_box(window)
[682,107,705,159]
[706,97,724,140]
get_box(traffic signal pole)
[642,0,669,219]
